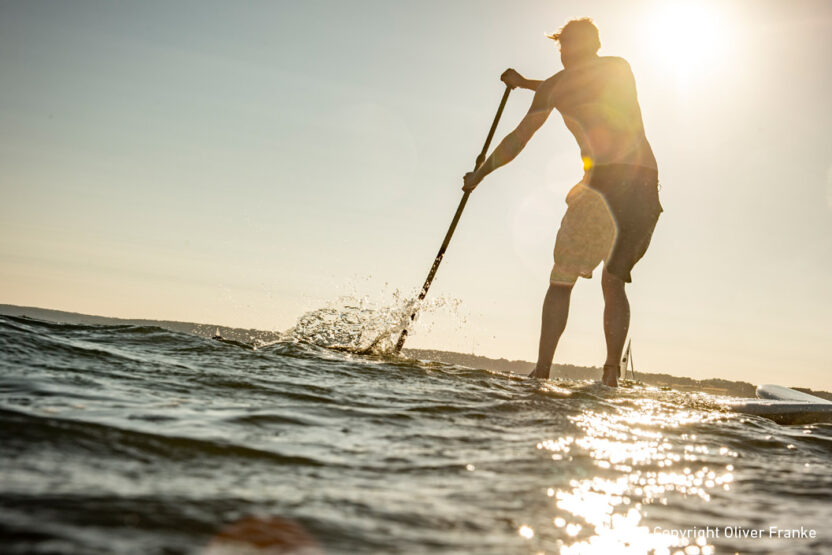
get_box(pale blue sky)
[2,1,831,388]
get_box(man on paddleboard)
[462,18,662,387]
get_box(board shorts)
[550,164,662,285]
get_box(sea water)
[2,312,831,554]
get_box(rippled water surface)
[2,314,831,554]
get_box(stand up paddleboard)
[727,384,832,425]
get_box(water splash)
[287,291,461,355]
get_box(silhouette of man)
[462,18,662,386]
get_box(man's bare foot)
[528,366,550,379]
[602,364,619,387]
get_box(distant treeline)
[2,304,829,401]
[0,304,283,345]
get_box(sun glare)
[642,2,727,90]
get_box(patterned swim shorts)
[550,164,662,285]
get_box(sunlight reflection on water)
[521,396,737,554]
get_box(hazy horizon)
[2,0,831,389]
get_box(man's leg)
[530,282,574,379]
[601,268,629,387]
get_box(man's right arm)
[462,77,557,191]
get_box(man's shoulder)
[544,70,565,86]
[558,56,632,80]
[599,55,630,65]
[536,70,566,95]
[531,72,564,103]
[599,56,633,73]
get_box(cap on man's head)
[547,17,600,52]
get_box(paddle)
[394,83,513,353]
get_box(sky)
[1,0,831,389]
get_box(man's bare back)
[537,56,657,171]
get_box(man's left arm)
[463,78,557,192]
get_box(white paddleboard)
[755,384,832,404]
[726,384,832,425]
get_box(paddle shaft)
[394,84,512,353]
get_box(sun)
[642,1,727,90]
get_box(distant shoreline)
[2,303,829,401]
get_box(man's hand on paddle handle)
[501,68,524,90]
[501,68,543,92]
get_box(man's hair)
[547,18,601,53]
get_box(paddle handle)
[394,84,512,353]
